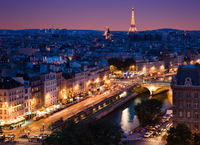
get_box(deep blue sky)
[1,0,200,31]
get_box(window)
[179,102,183,108]
[4,92,6,96]
[187,93,190,98]
[4,110,6,114]
[4,98,6,102]
[187,102,191,108]
[25,96,28,100]
[179,111,183,117]
[195,103,199,109]
[195,112,199,119]
[25,89,28,94]
[0,110,2,114]
[195,93,198,98]
[187,111,191,118]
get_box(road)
[3,83,133,141]
[127,140,165,145]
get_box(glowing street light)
[96,78,99,83]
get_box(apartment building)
[40,72,57,107]
[0,78,25,124]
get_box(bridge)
[137,81,171,96]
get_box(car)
[30,135,42,139]
[162,126,166,132]
[147,126,156,131]
[166,123,172,129]
[165,116,171,122]
[143,131,153,138]
[160,119,166,124]
[163,114,170,119]
[33,116,43,121]
[155,123,161,128]
[157,129,162,135]
[8,134,15,137]
[19,134,29,139]
[40,133,49,138]
[151,132,158,137]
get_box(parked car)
[157,129,162,135]
[151,132,158,137]
[162,126,166,132]
[163,114,171,119]
[7,134,15,138]
[19,134,29,139]
[40,133,49,138]
[166,123,172,129]
[30,135,42,140]
[165,116,171,122]
[155,123,161,128]
[148,126,156,131]
[160,119,166,124]
[143,131,153,138]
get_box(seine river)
[104,91,172,134]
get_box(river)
[104,91,172,134]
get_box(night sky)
[1,0,200,31]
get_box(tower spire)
[128,8,137,34]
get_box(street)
[2,83,132,142]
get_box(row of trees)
[44,118,125,145]
[108,57,136,72]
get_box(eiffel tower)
[128,8,137,34]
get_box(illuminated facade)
[0,78,26,126]
[40,72,57,107]
[103,26,111,40]
[128,8,137,34]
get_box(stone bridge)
[138,81,171,96]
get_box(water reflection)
[104,92,172,134]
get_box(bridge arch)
[139,83,171,96]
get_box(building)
[103,27,112,40]
[40,72,57,108]
[128,8,137,34]
[0,77,26,127]
[171,65,200,133]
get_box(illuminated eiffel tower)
[128,8,137,34]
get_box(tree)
[133,99,163,127]
[110,65,117,75]
[123,58,136,71]
[166,123,192,145]
[44,118,125,145]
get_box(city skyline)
[1,0,200,31]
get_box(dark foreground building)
[171,64,200,133]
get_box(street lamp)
[42,123,44,132]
